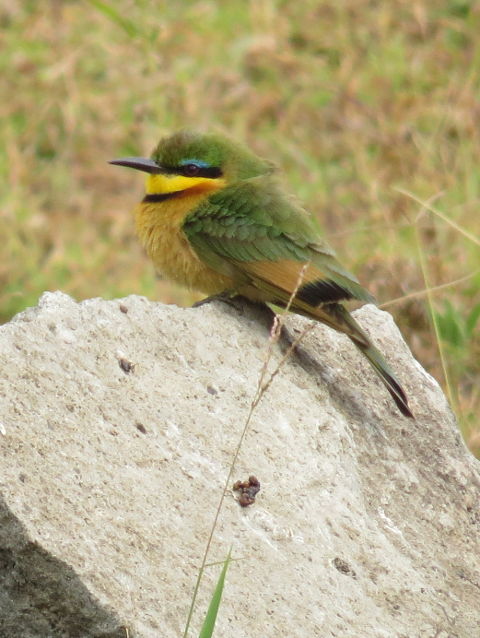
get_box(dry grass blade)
[396,188,480,246]
[412,196,457,413]
[251,263,312,409]
[183,265,313,636]
[380,270,480,308]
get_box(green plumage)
[112,130,413,418]
[152,130,273,181]
[184,175,374,304]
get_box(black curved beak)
[109,157,163,174]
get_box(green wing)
[184,176,412,418]
[183,175,374,306]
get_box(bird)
[110,130,413,418]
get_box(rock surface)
[0,291,479,637]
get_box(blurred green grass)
[1,0,479,453]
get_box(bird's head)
[110,130,273,198]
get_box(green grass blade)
[86,0,139,37]
[198,551,232,638]
[466,303,480,338]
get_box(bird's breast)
[134,194,234,295]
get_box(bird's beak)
[109,157,163,174]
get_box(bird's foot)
[192,291,244,310]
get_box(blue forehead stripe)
[179,158,211,168]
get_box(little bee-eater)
[110,130,413,418]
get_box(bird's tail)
[299,301,414,418]
[350,333,413,418]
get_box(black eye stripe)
[190,166,223,178]
[158,164,223,179]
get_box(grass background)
[1,0,479,454]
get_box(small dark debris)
[19,473,27,483]
[206,385,218,395]
[135,423,147,434]
[119,304,128,314]
[119,358,135,374]
[333,557,356,577]
[233,475,260,507]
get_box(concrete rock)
[0,291,479,637]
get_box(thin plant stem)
[183,264,311,636]
[396,187,480,246]
[380,269,480,308]
[412,198,457,413]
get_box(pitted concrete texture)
[0,291,478,637]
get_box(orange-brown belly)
[134,196,235,296]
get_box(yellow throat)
[145,173,226,195]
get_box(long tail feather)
[298,302,414,418]
[351,337,413,418]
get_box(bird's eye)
[182,163,200,177]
